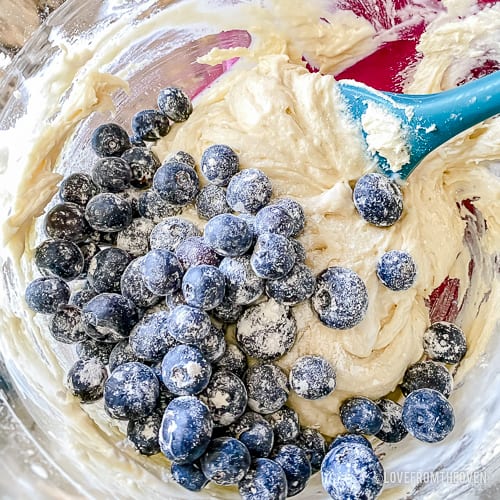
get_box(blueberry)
[116,218,154,258]
[353,172,403,227]
[171,462,209,492]
[121,147,161,189]
[236,300,296,361]
[289,355,336,400]
[137,189,181,222]
[290,239,306,263]
[274,198,305,237]
[91,123,131,157]
[219,255,264,305]
[182,264,225,310]
[204,213,253,257]
[91,156,132,193]
[165,290,186,310]
[34,239,84,281]
[375,399,408,443]
[25,277,70,314]
[85,193,133,233]
[423,321,467,364]
[266,406,300,445]
[329,433,373,451]
[265,263,316,306]
[159,396,213,463]
[272,444,311,497]
[140,249,183,296]
[321,442,384,500]
[166,150,196,168]
[250,233,296,279]
[82,292,139,342]
[195,184,231,220]
[226,168,272,214]
[157,87,192,122]
[400,360,453,398]
[120,257,160,308]
[44,202,90,242]
[211,298,244,324]
[129,311,176,362]
[239,457,288,500]
[376,250,417,291]
[340,397,383,435]
[166,305,211,344]
[312,266,368,329]
[200,370,247,426]
[153,160,199,206]
[230,411,274,458]
[76,338,115,364]
[200,437,251,485]
[78,241,101,276]
[237,213,257,238]
[67,357,108,402]
[200,144,239,186]
[213,342,247,377]
[196,324,226,363]
[297,427,326,473]
[87,247,131,293]
[175,236,221,270]
[130,134,146,147]
[150,217,200,252]
[127,410,162,456]
[254,204,295,237]
[131,109,170,141]
[402,388,455,443]
[245,363,289,415]
[59,173,99,206]
[50,305,87,343]
[108,340,140,372]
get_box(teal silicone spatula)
[337,70,500,181]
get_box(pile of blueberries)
[24,84,468,500]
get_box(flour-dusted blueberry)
[377,250,417,291]
[196,184,231,220]
[175,236,221,270]
[353,172,403,227]
[67,357,108,403]
[226,168,272,214]
[297,428,326,473]
[274,198,305,237]
[237,213,257,238]
[200,144,239,186]
[91,156,132,193]
[321,442,384,500]
[157,86,192,122]
[91,123,131,157]
[182,264,226,310]
[204,213,253,257]
[329,433,373,451]
[150,217,201,251]
[76,338,115,364]
[290,239,306,263]
[423,321,467,364]
[87,247,131,293]
[34,239,85,281]
[137,189,181,222]
[196,324,226,363]
[171,462,209,492]
[161,344,212,396]
[200,370,247,427]
[245,363,289,415]
[265,263,316,306]
[289,355,336,400]
[127,410,162,456]
[250,233,296,280]
[25,277,70,314]
[130,134,146,147]
[108,340,140,372]
[131,109,170,141]
[141,249,183,296]
[130,311,176,362]
[167,304,212,344]
[85,193,133,233]
[400,360,453,398]
[120,257,160,308]
[78,241,100,276]
[402,388,455,443]
[122,147,161,189]
[82,293,139,343]
[230,411,274,458]
[266,406,300,445]
[239,457,288,500]
[375,399,408,443]
[212,298,244,324]
[50,305,87,343]
[312,266,368,330]
[153,160,200,206]
[272,444,311,497]
[254,204,295,237]
[236,300,296,361]
[340,397,383,435]
[44,202,90,242]
[159,396,213,463]
[59,173,99,206]
[116,217,154,258]
[213,342,247,377]
[167,150,196,169]
[219,255,264,306]
[201,437,251,485]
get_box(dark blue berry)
[272,444,311,497]
[25,276,70,314]
[236,300,296,361]
[59,173,99,206]
[200,144,239,186]
[182,264,225,310]
[50,305,87,343]
[265,263,315,306]
[239,457,288,500]
[104,361,159,419]
[230,411,274,458]
[122,147,161,189]
[175,236,221,270]
[266,406,300,445]
[423,321,467,364]
[400,361,453,398]
[35,239,84,281]
[137,189,181,222]
[297,427,326,473]
[127,410,162,455]
[237,213,257,238]
[204,213,253,257]
[44,202,90,242]
[274,198,305,237]
[78,242,100,276]
[312,266,368,329]
[245,363,289,415]
[116,217,154,258]
[167,304,212,344]
[131,109,170,141]
[250,233,296,279]
[226,168,272,214]
[153,161,199,205]
[171,462,209,492]
[157,87,192,122]
[130,134,146,147]
[329,433,373,450]
[213,342,247,377]
[108,340,140,372]
[85,193,133,233]
[141,249,183,296]
[340,397,383,435]
[76,338,114,364]
[167,150,196,168]
[159,396,213,463]
[402,388,455,443]
[211,298,244,324]
[149,217,200,251]
[289,355,336,400]
[196,184,231,220]
[120,257,160,308]
[254,204,295,237]
[353,172,403,227]
[87,247,131,293]
[375,399,408,443]
[91,157,132,193]
[91,123,131,157]
[219,255,264,305]
[377,250,417,291]
[67,357,107,402]
[196,324,226,363]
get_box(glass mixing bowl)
[0,0,499,498]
